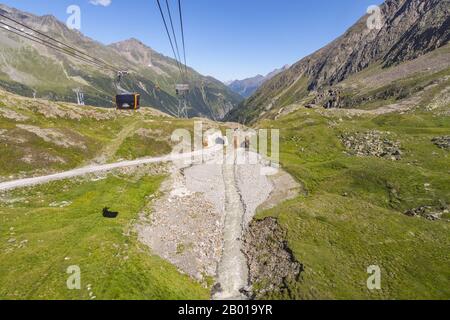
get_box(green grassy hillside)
[253,100,449,299]
[0,90,212,300]
[0,89,201,181]
[0,173,208,300]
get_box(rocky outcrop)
[342,130,402,160]
[383,1,450,68]
[312,89,343,109]
[295,0,450,89]
[242,218,303,299]
[432,136,450,150]
[405,203,449,221]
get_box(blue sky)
[1,0,383,81]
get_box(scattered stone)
[426,87,450,114]
[242,218,303,299]
[21,152,66,165]
[49,201,72,208]
[432,136,450,150]
[0,107,29,121]
[18,239,28,249]
[0,128,27,144]
[404,203,449,221]
[135,128,165,139]
[16,125,86,150]
[137,167,225,282]
[20,98,117,121]
[137,148,281,289]
[341,130,402,160]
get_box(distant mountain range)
[227,0,450,123]
[0,4,242,119]
[227,65,290,98]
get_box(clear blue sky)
[1,0,383,81]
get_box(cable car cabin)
[116,93,140,110]
[176,84,190,96]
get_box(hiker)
[244,136,250,151]
[233,129,239,150]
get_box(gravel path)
[0,146,221,191]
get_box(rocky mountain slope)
[227,0,450,123]
[227,65,289,98]
[0,4,242,119]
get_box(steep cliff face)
[0,4,242,119]
[228,0,450,123]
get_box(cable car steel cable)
[156,0,190,118]
[164,0,184,80]
[174,0,189,96]
[178,0,188,76]
[0,13,121,73]
[0,21,140,110]
[1,9,210,110]
[156,0,184,80]
[0,22,109,71]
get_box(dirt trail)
[93,120,142,164]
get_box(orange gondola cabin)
[115,93,140,110]
[114,71,140,110]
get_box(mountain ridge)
[0,3,242,119]
[227,65,290,98]
[227,0,450,123]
